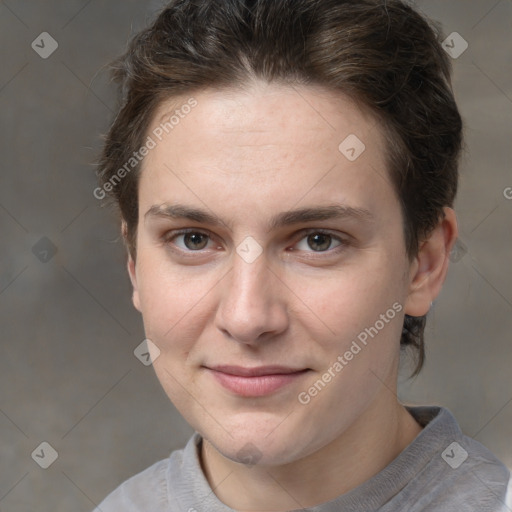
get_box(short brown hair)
[96,0,463,376]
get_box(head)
[96,0,461,466]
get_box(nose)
[214,252,289,345]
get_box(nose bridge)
[228,252,273,311]
[215,251,287,342]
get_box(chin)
[200,416,317,467]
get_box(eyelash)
[162,228,350,258]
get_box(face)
[128,82,415,466]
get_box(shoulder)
[446,432,511,512]
[403,406,511,512]
[93,457,170,512]
[93,431,207,512]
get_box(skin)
[125,81,458,511]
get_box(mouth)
[204,365,311,397]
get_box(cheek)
[135,250,215,348]
[136,256,212,408]
[293,268,405,421]
[293,260,405,346]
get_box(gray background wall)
[0,1,510,510]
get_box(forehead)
[138,82,397,227]
[150,81,382,155]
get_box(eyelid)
[163,228,220,253]
[163,227,351,256]
[290,228,350,253]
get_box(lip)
[205,365,310,397]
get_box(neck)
[200,393,423,511]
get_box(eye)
[165,229,215,251]
[294,231,344,253]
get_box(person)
[93,0,511,510]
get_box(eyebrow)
[145,203,374,231]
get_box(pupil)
[308,233,331,251]
[185,232,208,250]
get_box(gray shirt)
[95,406,512,511]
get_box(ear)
[122,221,141,312]
[404,207,458,317]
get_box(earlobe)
[404,207,458,317]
